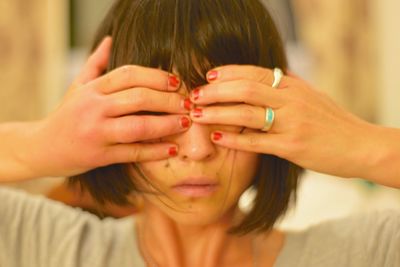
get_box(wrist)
[0,121,41,181]
[13,120,49,180]
[358,123,400,187]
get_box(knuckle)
[222,65,236,77]
[212,83,221,96]
[246,135,260,148]
[255,67,273,83]
[78,120,102,144]
[96,95,111,116]
[166,93,178,110]
[239,105,257,122]
[240,80,257,98]
[121,65,138,84]
[131,89,148,108]
[89,148,109,166]
[112,118,140,143]
[110,119,125,141]
[129,147,143,161]
[207,107,221,121]
[104,72,113,88]
[132,117,148,138]
[295,120,310,134]
[291,100,308,112]
[281,135,303,159]
[241,79,255,91]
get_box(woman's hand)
[189,65,400,186]
[12,37,191,180]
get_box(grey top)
[0,187,399,267]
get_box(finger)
[190,80,284,108]
[105,88,192,117]
[286,70,301,79]
[210,131,284,156]
[74,36,112,86]
[190,104,269,130]
[105,143,179,163]
[104,115,191,143]
[89,65,181,94]
[205,65,292,88]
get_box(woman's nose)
[178,122,216,161]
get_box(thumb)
[73,36,113,86]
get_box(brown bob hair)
[70,0,302,234]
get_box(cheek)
[232,152,260,190]
[138,161,169,179]
[130,161,173,191]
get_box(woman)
[0,1,399,267]
[70,0,301,265]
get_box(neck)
[136,202,255,267]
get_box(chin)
[162,201,237,226]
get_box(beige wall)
[375,0,400,126]
[72,0,113,47]
[293,0,400,126]
[0,0,67,122]
[293,0,379,122]
[0,0,68,194]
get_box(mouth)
[172,177,220,197]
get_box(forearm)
[0,121,45,182]
[359,123,400,188]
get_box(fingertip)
[96,36,112,53]
[168,146,179,157]
[211,131,224,142]
[206,70,219,83]
[75,36,113,85]
[94,36,113,65]
[167,74,181,91]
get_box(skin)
[0,36,398,265]
[1,38,399,187]
[0,37,192,181]
[189,65,400,188]
[132,92,284,266]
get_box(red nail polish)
[169,146,178,156]
[180,117,191,128]
[183,98,193,110]
[168,75,180,88]
[207,70,218,81]
[192,108,203,118]
[192,88,201,101]
[213,132,223,141]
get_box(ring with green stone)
[261,107,275,132]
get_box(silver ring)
[261,107,275,132]
[272,68,283,88]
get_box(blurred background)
[0,0,399,229]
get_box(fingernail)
[182,98,193,110]
[207,70,219,82]
[168,75,180,88]
[192,108,203,118]
[213,132,223,141]
[180,116,191,128]
[169,146,178,156]
[192,88,202,101]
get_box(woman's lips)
[172,177,219,197]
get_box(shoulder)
[0,185,137,239]
[0,186,139,267]
[275,211,400,267]
[0,185,101,225]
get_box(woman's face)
[132,85,260,226]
